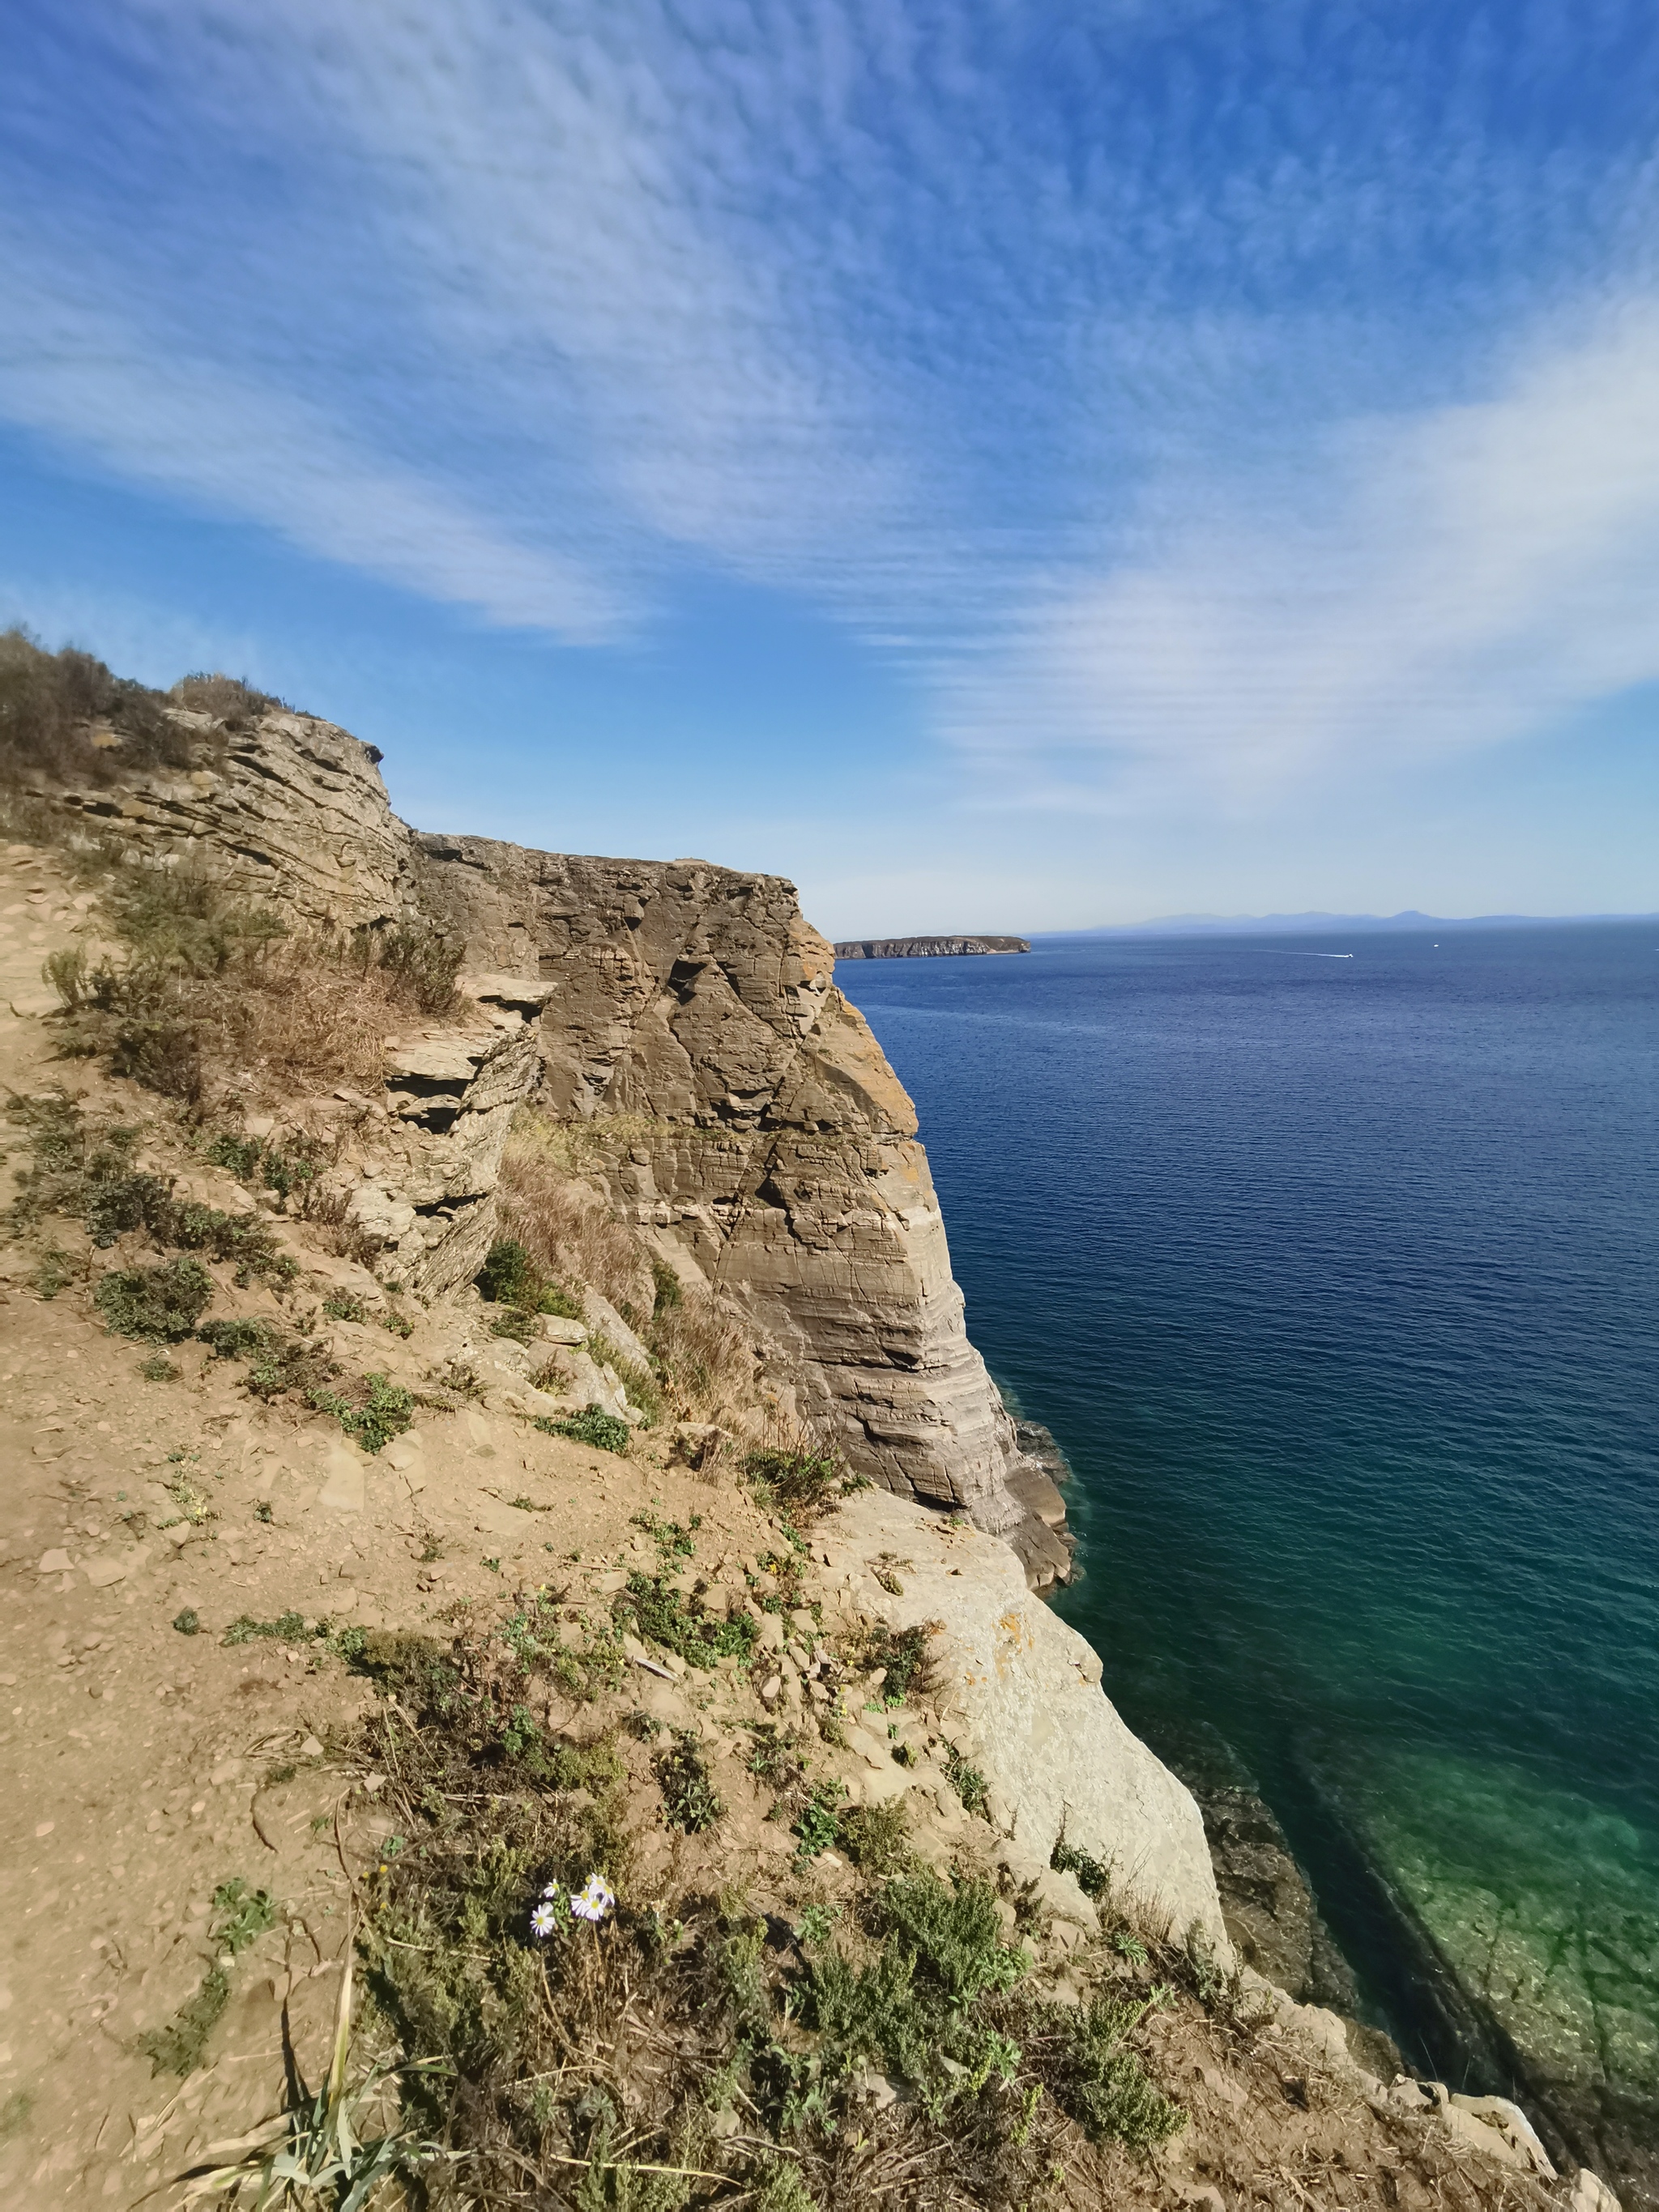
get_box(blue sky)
[3,0,1657,934]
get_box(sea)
[849,922,1659,2146]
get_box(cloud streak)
[947,298,1659,808]
[6,0,1659,810]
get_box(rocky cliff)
[31,708,1071,1586]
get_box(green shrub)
[197,1317,335,1402]
[489,1307,537,1345]
[943,1742,990,1819]
[743,1447,848,1515]
[309,1372,415,1453]
[224,1610,311,1646]
[477,1235,582,1320]
[537,1405,631,1455]
[1051,1836,1111,1900]
[655,1731,723,1832]
[838,1800,911,1877]
[616,1573,757,1672]
[792,1782,843,1861]
[1043,1992,1185,2147]
[322,1289,366,1322]
[95,1256,213,1340]
[853,1622,932,1706]
[361,920,463,1018]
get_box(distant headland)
[833,934,1031,959]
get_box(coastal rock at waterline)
[823,1488,1230,1955]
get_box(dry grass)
[498,1119,655,1317]
[46,860,459,1106]
[499,1114,761,1425]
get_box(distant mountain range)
[1049,910,1657,939]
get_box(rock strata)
[23,710,1065,1575]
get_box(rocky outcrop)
[23,712,1064,1567]
[356,973,552,1298]
[821,1487,1227,1952]
[405,833,1053,1549]
[833,936,1030,958]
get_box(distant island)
[833,935,1031,959]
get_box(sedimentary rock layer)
[28,711,1058,1554]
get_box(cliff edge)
[32,705,1071,1588]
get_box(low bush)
[309,1372,415,1453]
[838,1799,912,1876]
[476,1235,582,1320]
[655,1730,724,1831]
[6,1093,292,1283]
[536,1404,632,1455]
[0,627,197,787]
[615,1571,758,1672]
[743,1445,851,1516]
[95,1256,213,1340]
[43,860,465,1104]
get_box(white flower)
[572,1873,616,1923]
[528,1901,559,1940]
[541,1883,561,1900]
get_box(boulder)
[823,1488,1230,1956]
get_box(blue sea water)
[849,923,1659,2097]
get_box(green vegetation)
[476,1235,582,1319]
[851,1621,933,1706]
[1051,1835,1111,1901]
[6,1094,293,1285]
[655,1730,723,1832]
[309,1371,415,1452]
[616,1571,758,1672]
[313,1589,1197,2212]
[95,1255,213,1340]
[838,1799,913,1876]
[223,1609,311,1647]
[742,1445,857,1516]
[944,1742,992,1820]
[203,1127,326,1208]
[134,1877,279,2078]
[537,1404,632,1455]
[197,1315,338,1403]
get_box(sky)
[3,0,1658,936]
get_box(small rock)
[36,1549,73,1575]
[300,1737,324,1758]
[83,1558,128,1588]
[759,1674,783,1703]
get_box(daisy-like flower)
[572,1873,616,1924]
[528,1901,560,1940]
[541,1883,561,1900]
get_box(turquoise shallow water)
[850,924,1659,2129]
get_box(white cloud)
[947,299,1659,809]
[0,230,625,641]
[6,0,1659,836]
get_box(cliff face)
[35,711,1066,1569]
